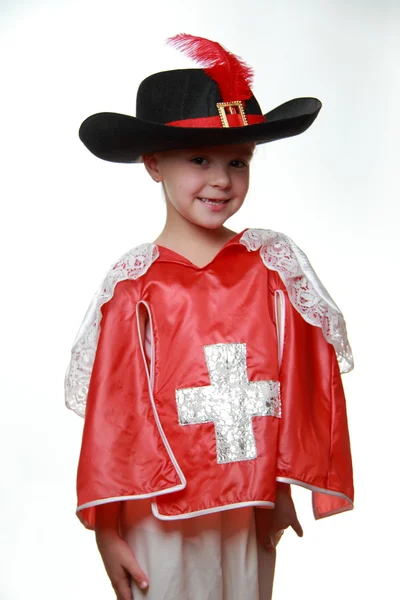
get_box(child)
[66,34,354,600]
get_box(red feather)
[167,33,254,102]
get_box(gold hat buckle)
[216,101,248,128]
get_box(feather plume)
[167,33,254,102]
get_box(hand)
[255,483,303,551]
[96,528,149,599]
[94,502,149,599]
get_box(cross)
[176,343,281,464]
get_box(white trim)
[142,302,155,390]
[136,301,187,490]
[77,486,186,513]
[276,477,354,510]
[274,290,285,370]
[312,496,354,519]
[151,499,275,521]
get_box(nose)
[210,165,231,189]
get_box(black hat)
[79,34,322,163]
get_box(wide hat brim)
[79,97,322,164]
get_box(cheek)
[164,179,195,213]
[236,173,250,196]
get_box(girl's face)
[144,142,255,230]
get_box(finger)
[291,516,303,537]
[123,553,149,592]
[113,575,133,600]
[262,536,275,553]
[273,530,284,547]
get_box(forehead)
[162,142,255,160]
[185,142,255,156]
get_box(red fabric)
[76,282,183,528]
[166,114,266,128]
[274,282,354,518]
[76,231,353,528]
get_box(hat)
[79,34,322,163]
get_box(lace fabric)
[240,229,353,374]
[65,243,159,417]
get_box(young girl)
[66,34,354,600]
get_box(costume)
[68,33,354,600]
[66,228,353,530]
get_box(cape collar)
[155,229,248,270]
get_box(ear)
[143,153,162,183]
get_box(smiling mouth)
[197,197,230,205]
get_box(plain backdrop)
[1,1,399,598]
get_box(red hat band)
[167,101,266,129]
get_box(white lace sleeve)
[240,229,353,373]
[65,243,159,417]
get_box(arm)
[92,307,151,598]
[84,298,149,600]
[95,502,149,599]
[76,282,182,529]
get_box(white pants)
[121,500,276,600]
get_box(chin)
[194,218,229,230]
[181,207,232,230]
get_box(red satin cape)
[76,232,353,528]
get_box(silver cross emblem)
[176,343,281,464]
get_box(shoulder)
[65,242,158,417]
[100,242,159,298]
[108,242,159,285]
[240,228,306,273]
[73,242,158,345]
[240,228,309,289]
[241,228,353,373]
[241,228,329,296]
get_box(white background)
[1,0,399,598]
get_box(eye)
[230,159,247,168]
[191,156,208,166]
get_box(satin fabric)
[76,231,353,528]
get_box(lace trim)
[65,243,159,417]
[240,229,353,373]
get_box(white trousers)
[121,500,276,600]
